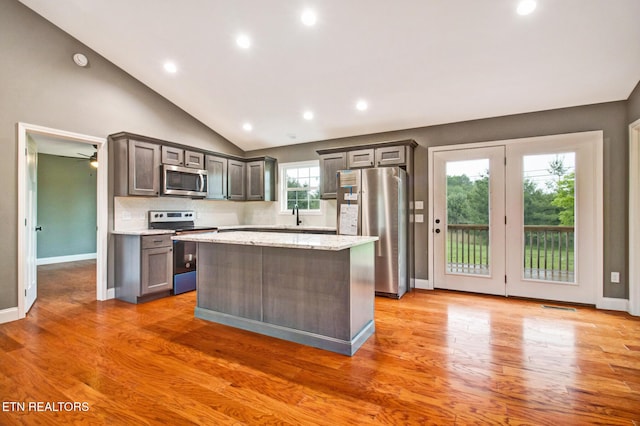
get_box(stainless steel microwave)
[161,164,207,197]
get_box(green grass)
[446,237,575,272]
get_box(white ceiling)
[18,0,640,151]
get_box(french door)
[433,146,506,295]
[431,132,602,304]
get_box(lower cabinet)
[115,234,173,303]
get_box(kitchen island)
[172,231,378,356]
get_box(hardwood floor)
[1,260,639,425]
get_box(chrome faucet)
[292,204,302,226]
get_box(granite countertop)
[110,229,175,236]
[217,224,336,232]
[172,231,377,251]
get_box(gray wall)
[37,154,97,259]
[248,101,630,299]
[629,80,640,124]
[0,0,242,310]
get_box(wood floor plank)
[2,261,640,424]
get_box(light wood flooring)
[1,260,639,425]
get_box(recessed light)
[301,9,317,26]
[303,111,314,120]
[163,62,177,73]
[517,0,536,15]
[236,34,251,49]
[356,100,368,111]
[242,122,253,132]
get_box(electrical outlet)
[611,272,620,283]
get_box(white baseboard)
[0,307,19,324]
[596,297,629,312]
[107,288,115,300]
[415,278,432,290]
[37,253,97,266]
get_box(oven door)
[173,239,197,294]
[162,164,207,197]
[173,240,196,275]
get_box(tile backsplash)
[113,197,336,230]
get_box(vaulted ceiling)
[19,0,640,151]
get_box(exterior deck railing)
[446,224,575,282]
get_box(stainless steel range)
[148,210,217,294]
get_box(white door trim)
[629,118,640,316]
[16,122,109,321]
[428,131,605,307]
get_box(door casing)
[16,122,109,322]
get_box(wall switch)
[415,214,424,223]
[415,201,424,210]
[611,272,620,283]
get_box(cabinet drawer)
[141,234,172,249]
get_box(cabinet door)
[246,161,265,201]
[375,146,406,166]
[347,149,375,168]
[184,150,205,169]
[128,140,160,196]
[228,159,246,200]
[205,155,228,200]
[141,246,173,295]
[320,153,346,199]
[161,146,184,166]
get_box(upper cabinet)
[347,149,375,168]
[227,159,246,201]
[205,155,228,200]
[317,140,417,199]
[129,140,160,196]
[319,152,347,199]
[246,158,276,201]
[162,146,205,169]
[375,146,406,166]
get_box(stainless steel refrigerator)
[336,167,408,298]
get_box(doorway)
[17,123,108,320]
[429,131,603,305]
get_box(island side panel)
[262,247,351,341]
[349,242,376,337]
[197,243,262,321]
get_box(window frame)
[278,160,322,215]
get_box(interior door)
[432,146,506,295]
[505,134,602,304]
[25,137,38,312]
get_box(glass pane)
[299,168,310,178]
[522,153,575,282]
[446,159,490,275]
[298,178,309,188]
[309,200,320,210]
[286,168,298,179]
[310,167,320,177]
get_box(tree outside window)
[280,161,321,212]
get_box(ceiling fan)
[77,145,98,168]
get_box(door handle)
[435,229,441,234]
[199,174,205,192]
[35,226,42,232]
